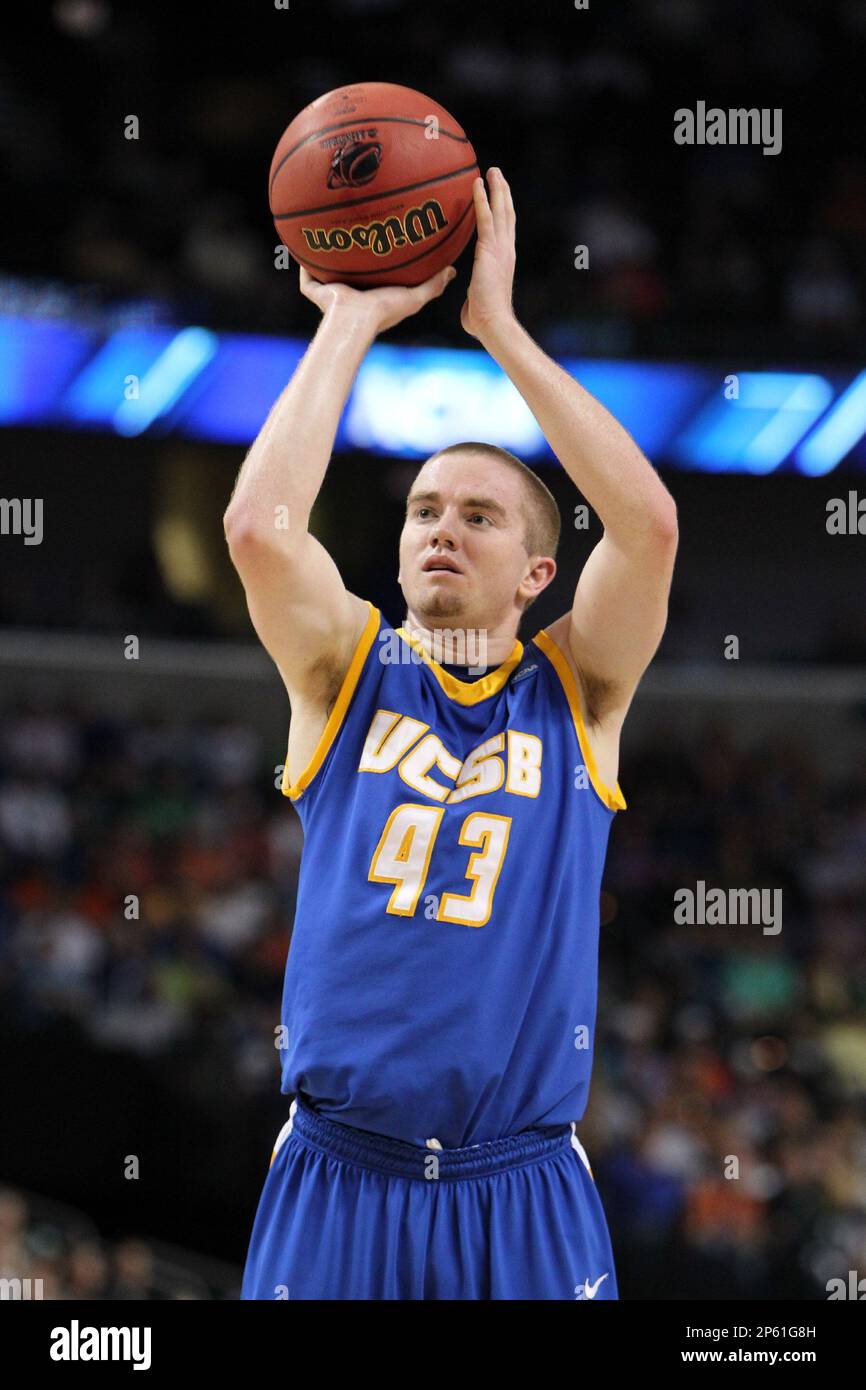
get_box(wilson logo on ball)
[326,139,383,189]
[300,199,449,258]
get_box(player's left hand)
[460,167,517,340]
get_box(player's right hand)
[299,264,457,334]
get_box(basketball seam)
[269,115,472,194]
[273,161,480,220]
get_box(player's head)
[398,443,559,635]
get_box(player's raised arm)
[462,168,678,728]
[223,264,456,704]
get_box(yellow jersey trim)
[281,600,381,802]
[533,628,627,813]
[395,626,523,705]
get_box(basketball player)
[227,168,677,1300]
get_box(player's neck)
[401,612,520,667]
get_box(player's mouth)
[422,557,463,575]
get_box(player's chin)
[417,590,465,619]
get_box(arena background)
[1,0,865,1301]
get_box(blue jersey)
[277,601,626,1149]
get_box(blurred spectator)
[784,240,860,337]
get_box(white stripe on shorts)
[270,1098,298,1164]
[570,1122,593,1178]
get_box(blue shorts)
[241,1097,618,1300]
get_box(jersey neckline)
[395,624,524,706]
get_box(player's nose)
[430,515,459,547]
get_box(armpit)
[577,666,622,727]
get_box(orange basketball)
[269,81,479,288]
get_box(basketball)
[269,81,479,287]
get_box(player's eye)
[468,514,489,525]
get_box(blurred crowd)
[0,701,293,1099]
[591,725,866,1297]
[1,702,864,1297]
[0,1188,240,1300]
[1,0,864,356]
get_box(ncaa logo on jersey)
[510,661,538,688]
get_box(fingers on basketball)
[417,265,456,302]
[473,175,494,235]
[486,168,514,240]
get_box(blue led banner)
[1,312,864,474]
